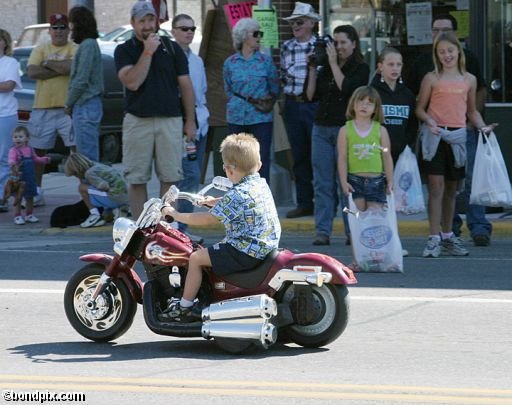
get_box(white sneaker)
[25,214,39,223]
[80,214,106,228]
[14,216,25,225]
[422,237,440,258]
[402,249,409,257]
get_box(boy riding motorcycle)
[159,133,281,322]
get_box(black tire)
[100,132,122,164]
[64,263,137,342]
[281,284,349,348]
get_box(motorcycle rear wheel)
[64,263,137,342]
[282,284,349,348]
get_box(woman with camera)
[305,25,369,246]
[223,18,280,183]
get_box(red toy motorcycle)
[64,177,357,353]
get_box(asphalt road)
[1,231,511,404]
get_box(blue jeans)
[177,135,208,232]
[227,122,273,183]
[453,127,492,238]
[0,114,18,200]
[73,96,103,161]
[282,98,317,210]
[311,124,349,238]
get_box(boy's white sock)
[429,234,441,242]
[90,208,100,216]
[180,298,194,308]
[441,232,454,240]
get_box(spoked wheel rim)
[73,275,124,332]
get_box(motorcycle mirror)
[162,185,180,205]
[212,176,233,191]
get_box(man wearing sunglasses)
[27,13,77,207]
[280,2,321,219]
[171,14,210,244]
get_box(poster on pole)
[252,6,279,48]
[405,2,432,45]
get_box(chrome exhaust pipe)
[202,294,277,321]
[201,318,277,347]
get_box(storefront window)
[487,0,512,102]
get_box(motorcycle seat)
[219,249,279,289]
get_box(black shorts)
[421,139,465,181]
[208,242,263,275]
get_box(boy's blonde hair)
[433,32,466,76]
[220,133,261,174]
[64,152,94,179]
[346,85,384,123]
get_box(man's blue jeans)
[311,124,349,238]
[453,127,492,238]
[177,135,208,232]
[227,122,273,183]
[282,98,317,210]
[73,96,103,162]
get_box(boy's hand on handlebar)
[161,205,178,220]
[198,196,220,208]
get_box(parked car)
[13,42,124,167]
[99,24,172,43]
[14,23,51,48]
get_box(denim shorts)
[348,173,387,204]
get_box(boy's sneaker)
[158,301,202,323]
[14,216,25,225]
[441,235,469,256]
[422,237,441,258]
[80,214,106,228]
[25,214,39,223]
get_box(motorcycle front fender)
[281,251,357,286]
[79,253,144,304]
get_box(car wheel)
[100,132,122,163]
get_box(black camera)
[311,34,333,66]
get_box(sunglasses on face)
[252,30,264,38]
[289,19,305,26]
[175,26,196,32]
[51,25,68,30]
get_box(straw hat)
[282,2,321,21]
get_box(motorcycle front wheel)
[64,263,137,342]
[281,284,349,348]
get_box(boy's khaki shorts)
[122,113,184,184]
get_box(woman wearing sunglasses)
[223,18,280,184]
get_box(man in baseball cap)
[131,0,156,20]
[49,13,69,27]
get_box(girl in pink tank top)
[415,32,497,259]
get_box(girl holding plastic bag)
[337,86,400,271]
[415,32,497,258]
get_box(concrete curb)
[8,216,511,238]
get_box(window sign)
[406,2,432,45]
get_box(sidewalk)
[1,164,511,238]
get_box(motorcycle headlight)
[112,217,137,255]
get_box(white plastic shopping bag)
[346,194,403,273]
[470,131,512,207]
[393,146,425,214]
